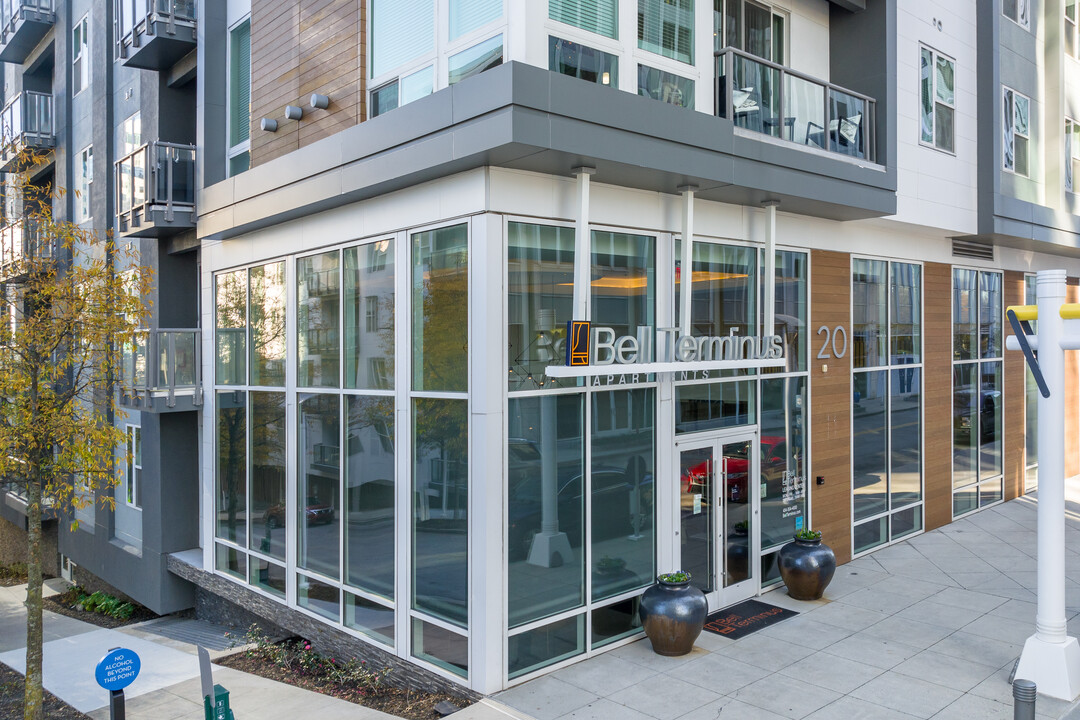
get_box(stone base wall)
[0,514,59,577]
[168,554,479,700]
[70,567,139,605]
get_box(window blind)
[449,0,502,41]
[638,0,694,65]
[371,0,435,79]
[229,20,250,147]
[549,0,618,40]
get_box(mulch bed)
[42,589,159,629]
[0,663,91,720]
[216,651,474,720]
[0,567,27,588]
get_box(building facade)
[3,0,1080,697]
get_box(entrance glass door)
[677,433,759,610]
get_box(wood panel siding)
[1003,271,1025,502]
[810,250,852,564]
[250,0,365,167]
[924,262,952,531]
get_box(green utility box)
[204,684,234,720]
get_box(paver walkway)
[496,484,1080,720]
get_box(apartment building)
[2,0,1080,697]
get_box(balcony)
[0,218,52,280]
[115,141,196,238]
[0,0,54,65]
[116,0,195,71]
[0,91,54,171]
[120,328,202,411]
[715,47,877,164]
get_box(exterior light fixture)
[310,93,329,110]
[260,118,278,132]
[285,105,303,121]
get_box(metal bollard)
[1013,678,1037,720]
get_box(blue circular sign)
[95,648,140,691]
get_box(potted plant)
[777,529,836,600]
[638,571,708,656]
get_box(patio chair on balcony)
[732,87,762,133]
[805,114,864,157]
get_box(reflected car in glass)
[264,496,334,528]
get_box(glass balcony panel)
[828,88,866,159]
[156,144,195,205]
[784,74,825,147]
[119,158,132,213]
[133,333,147,386]
[132,147,146,208]
[730,54,780,138]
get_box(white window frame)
[1003,0,1030,30]
[126,424,141,509]
[1067,117,1080,193]
[1003,86,1030,177]
[72,14,90,97]
[919,44,956,155]
[226,15,251,175]
[76,145,92,223]
[1068,1,1079,58]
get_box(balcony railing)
[121,328,202,408]
[0,218,51,274]
[0,91,54,168]
[116,0,196,69]
[115,141,196,235]
[0,0,53,64]
[715,47,877,164]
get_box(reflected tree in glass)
[344,241,395,391]
[345,395,396,599]
[298,393,341,579]
[216,390,246,543]
[298,252,341,388]
[412,225,468,393]
[215,269,246,385]
[249,392,286,560]
[249,262,286,387]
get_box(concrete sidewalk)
[496,486,1080,720]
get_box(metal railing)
[117,0,195,52]
[121,328,202,407]
[0,218,50,271]
[116,141,196,230]
[0,91,53,154]
[0,0,52,44]
[715,47,877,164]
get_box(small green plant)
[795,529,822,541]
[658,571,691,584]
[72,587,135,620]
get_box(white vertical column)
[679,186,696,335]
[1015,268,1080,700]
[762,201,778,337]
[573,167,596,322]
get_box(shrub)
[795,529,822,541]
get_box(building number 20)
[816,325,848,359]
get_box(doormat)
[701,599,798,640]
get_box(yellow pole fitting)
[1061,304,1080,320]
[1008,305,1038,321]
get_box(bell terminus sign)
[546,321,786,378]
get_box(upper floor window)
[1067,118,1080,192]
[920,46,955,153]
[550,36,618,87]
[448,34,503,85]
[449,0,502,41]
[126,425,142,509]
[121,112,141,155]
[228,18,251,176]
[1003,86,1030,177]
[1068,0,1078,57]
[639,0,694,65]
[370,0,434,78]
[370,66,433,119]
[76,145,92,223]
[550,0,618,40]
[1003,0,1029,29]
[715,0,785,65]
[73,15,89,96]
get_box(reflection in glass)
[591,597,642,648]
[249,558,286,598]
[980,361,1003,479]
[413,398,468,627]
[980,271,1002,359]
[680,446,713,594]
[249,392,286,560]
[508,223,576,391]
[637,65,695,108]
[549,37,618,87]
[981,479,1003,507]
[508,615,585,679]
[760,376,807,550]
[853,518,886,555]
[345,593,395,646]
[298,393,341,579]
[249,262,286,386]
[508,395,585,628]
[675,380,755,433]
[953,486,977,517]
[412,618,468,677]
[890,263,921,364]
[722,440,753,586]
[680,242,756,341]
[216,390,246,542]
[298,574,340,621]
[890,368,921,508]
[448,34,503,86]
[770,250,807,373]
[216,543,246,579]
[852,259,887,368]
[852,371,887,520]
[952,364,978,489]
[892,506,922,540]
[1025,276,1038,491]
[345,242,395,390]
[591,389,655,602]
[345,395,395,599]
[953,269,977,361]
[591,231,655,337]
[638,0,694,64]
[413,225,468,393]
[298,252,340,388]
[215,270,246,385]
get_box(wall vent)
[952,239,994,261]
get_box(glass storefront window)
[413,225,468,393]
[216,390,247,543]
[591,388,655,602]
[591,596,642,648]
[298,573,340,621]
[980,271,1003,359]
[508,395,585,628]
[298,393,341,579]
[891,263,921,365]
[852,259,887,368]
[216,543,246,579]
[412,398,468,627]
[508,223,576,391]
[675,380,755,434]
[680,242,756,340]
[216,269,247,385]
[345,592,395,646]
[852,370,887,521]
[591,231,655,337]
[953,268,978,361]
[298,251,341,388]
[759,376,807,550]
[509,615,585,679]
[344,241,395,391]
[890,368,921,508]
[412,618,468,677]
[249,392,286,561]
[345,395,396,599]
[249,262,286,387]
[980,361,1003,478]
[249,558,286,598]
[771,250,807,373]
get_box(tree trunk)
[23,469,43,720]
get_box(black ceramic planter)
[638,575,708,656]
[778,536,836,601]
